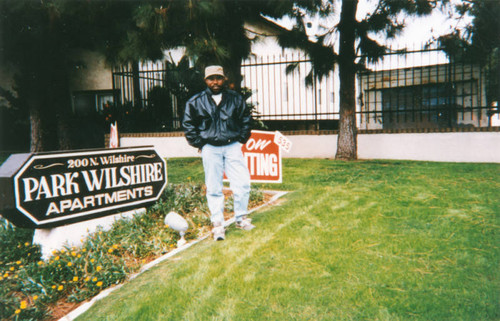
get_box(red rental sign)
[242,130,283,183]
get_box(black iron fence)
[112,61,183,132]
[112,46,499,132]
[357,47,498,130]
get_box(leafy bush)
[0,183,263,320]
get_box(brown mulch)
[222,189,274,220]
[47,300,81,320]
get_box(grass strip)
[75,158,499,321]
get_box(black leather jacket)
[183,88,251,149]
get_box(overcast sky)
[279,0,472,50]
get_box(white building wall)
[69,50,113,92]
[357,132,500,163]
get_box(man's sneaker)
[212,222,225,241]
[236,216,255,231]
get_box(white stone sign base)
[33,208,146,260]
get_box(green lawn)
[76,158,499,320]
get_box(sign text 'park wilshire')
[0,147,167,228]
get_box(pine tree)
[136,0,323,90]
[278,0,442,160]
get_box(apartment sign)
[242,130,291,183]
[0,147,167,228]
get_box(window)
[72,90,116,115]
[381,84,456,129]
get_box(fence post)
[313,68,319,131]
[132,61,142,109]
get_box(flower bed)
[0,183,265,321]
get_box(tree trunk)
[29,103,46,153]
[29,105,44,152]
[336,0,358,160]
[54,72,75,150]
[57,114,73,150]
[28,69,74,152]
[225,56,243,92]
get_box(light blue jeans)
[201,142,250,225]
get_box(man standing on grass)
[183,65,255,241]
